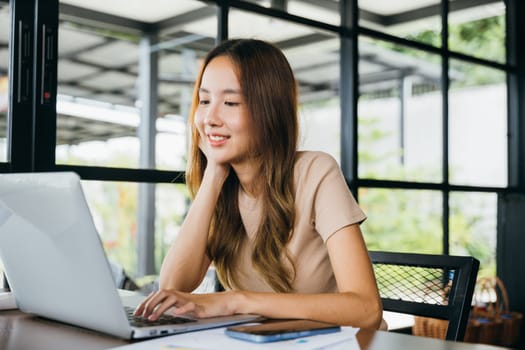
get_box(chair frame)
[369,251,480,341]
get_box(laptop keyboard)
[125,307,197,328]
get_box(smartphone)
[225,319,341,343]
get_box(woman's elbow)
[340,293,382,329]
[365,297,383,329]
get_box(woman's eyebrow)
[198,87,241,95]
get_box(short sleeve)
[300,152,366,242]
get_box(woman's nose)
[203,104,222,126]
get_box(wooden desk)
[0,310,127,350]
[0,310,512,350]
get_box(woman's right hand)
[199,138,231,186]
[134,289,240,321]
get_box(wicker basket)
[473,277,523,347]
[413,316,448,339]
[412,276,522,346]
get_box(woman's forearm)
[232,291,382,330]
[159,170,226,291]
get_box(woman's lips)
[207,134,229,146]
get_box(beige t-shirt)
[231,151,366,293]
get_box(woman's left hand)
[134,290,239,320]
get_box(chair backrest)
[369,251,479,341]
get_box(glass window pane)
[450,192,497,278]
[82,180,139,277]
[156,16,217,170]
[448,0,506,63]
[287,0,339,26]
[82,180,188,281]
[358,36,442,182]
[57,1,214,170]
[359,0,441,47]
[0,3,9,163]
[243,0,340,26]
[449,60,507,187]
[155,183,188,274]
[359,188,443,254]
[229,10,341,161]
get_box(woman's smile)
[207,133,230,146]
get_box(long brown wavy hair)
[186,39,299,292]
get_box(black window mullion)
[441,0,450,255]
[217,0,228,43]
[7,0,36,172]
[507,0,525,191]
[32,0,58,171]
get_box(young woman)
[134,39,382,329]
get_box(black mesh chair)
[369,251,479,341]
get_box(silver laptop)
[0,172,259,339]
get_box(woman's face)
[194,55,253,166]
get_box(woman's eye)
[199,99,209,105]
[224,101,240,107]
